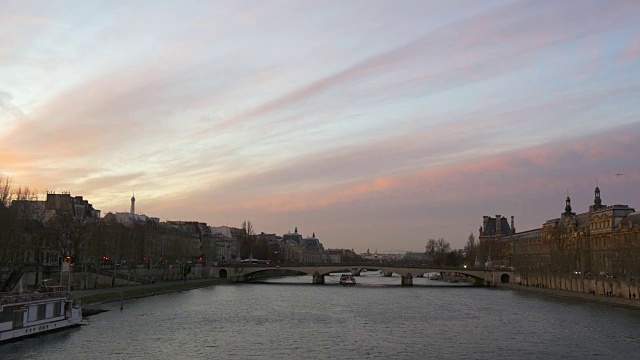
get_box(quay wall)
[515,274,640,300]
[74,278,230,308]
[500,282,640,310]
[18,265,218,291]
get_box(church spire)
[130,192,136,215]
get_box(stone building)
[480,187,640,277]
[210,226,240,262]
[161,221,212,260]
[103,212,160,226]
[10,193,102,266]
[478,214,516,268]
[402,251,430,264]
[281,227,325,263]
[45,193,101,221]
[323,248,347,263]
[102,194,159,227]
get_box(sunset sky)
[1,1,639,252]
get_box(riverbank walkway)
[72,278,228,307]
[499,283,640,310]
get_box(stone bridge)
[212,264,514,286]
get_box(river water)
[3,272,640,359]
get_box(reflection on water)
[3,272,640,360]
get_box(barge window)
[53,302,62,317]
[37,304,46,320]
[1,307,14,322]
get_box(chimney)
[496,215,502,235]
[511,216,516,234]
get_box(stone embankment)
[74,278,230,314]
[498,283,640,310]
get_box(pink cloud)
[0,12,69,27]
[200,122,640,215]
[620,36,640,65]
[124,122,640,250]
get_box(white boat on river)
[0,286,82,343]
[339,274,356,285]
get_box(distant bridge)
[212,264,514,286]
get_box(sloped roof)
[283,233,303,243]
[303,238,321,248]
[482,217,513,236]
[621,212,640,227]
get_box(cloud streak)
[1,1,639,251]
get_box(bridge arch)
[213,265,510,286]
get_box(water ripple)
[3,276,640,359]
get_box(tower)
[564,195,573,216]
[130,192,136,215]
[593,185,602,211]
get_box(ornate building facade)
[479,187,640,277]
[281,227,325,263]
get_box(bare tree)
[240,220,254,259]
[0,175,19,288]
[0,182,54,291]
[464,232,477,266]
[47,207,92,290]
[11,187,51,288]
[0,175,11,207]
[252,236,268,260]
[435,238,451,266]
[622,231,640,298]
[426,238,451,266]
[242,220,254,237]
[426,239,436,261]
[542,221,576,289]
[199,230,216,278]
